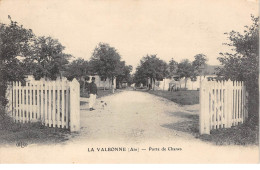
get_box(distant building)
[84,75,116,90]
[154,64,220,91]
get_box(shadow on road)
[161,111,200,137]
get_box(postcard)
[0,0,259,164]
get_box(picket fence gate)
[6,77,80,132]
[199,79,248,135]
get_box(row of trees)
[133,53,207,89]
[0,16,72,107]
[64,43,133,93]
[0,17,132,108]
[133,15,259,123]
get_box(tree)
[134,55,169,90]
[64,58,89,81]
[133,66,147,86]
[192,54,207,80]
[90,43,122,93]
[0,16,34,107]
[217,15,259,122]
[176,59,195,89]
[64,58,89,92]
[24,36,71,80]
[168,58,178,78]
[116,61,133,88]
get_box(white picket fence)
[200,79,248,135]
[6,77,80,132]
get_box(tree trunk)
[153,78,155,90]
[83,76,85,93]
[112,77,115,93]
[103,80,105,91]
[185,78,187,89]
[150,77,153,90]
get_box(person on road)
[89,77,98,111]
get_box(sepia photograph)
[0,0,259,164]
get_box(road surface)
[77,90,199,143]
[1,90,258,163]
[65,90,258,163]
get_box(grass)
[146,90,199,105]
[162,111,259,146]
[200,122,259,145]
[0,110,71,146]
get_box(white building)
[85,75,116,90]
[154,75,217,91]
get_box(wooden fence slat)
[208,81,212,130]
[40,81,44,123]
[36,82,39,120]
[66,82,69,128]
[8,77,80,132]
[18,82,22,123]
[200,79,247,135]
[52,81,56,128]
[61,79,65,128]
[236,81,239,125]
[223,81,227,128]
[8,83,11,116]
[8,84,13,116]
[238,81,240,123]
[13,82,15,120]
[234,81,236,126]
[14,82,18,122]
[25,82,28,122]
[48,81,52,127]
[57,79,61,128]
[240,81,242,122]
[215,82,218,129]
[241,82,244,123]
[231,82,234,126]
[33,81,36,121]
[44,80,48,126]
[214,81,217,129]
[21,85,25,123]
[220,81,223,128]
[29,81,32,121]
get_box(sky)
[0,0,258,70]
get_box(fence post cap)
[71,78,79,84]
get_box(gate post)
[200,78,210,135]
[69,78,80,132]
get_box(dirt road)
[62,90,257,163]
[78,90,198,143]
[1,90,257,163]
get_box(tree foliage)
[0,17,34,81]
[168,58,178,78]
[176,59,195,88]
[116,61,133,86]
[24,36,71,80]
[134,55,168,88]
[192,54,207,76]
[0,17,34,106]
[0,16,72,107]
[64,58,89,81]
[217,15,259,121]
[90,43,123,92]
